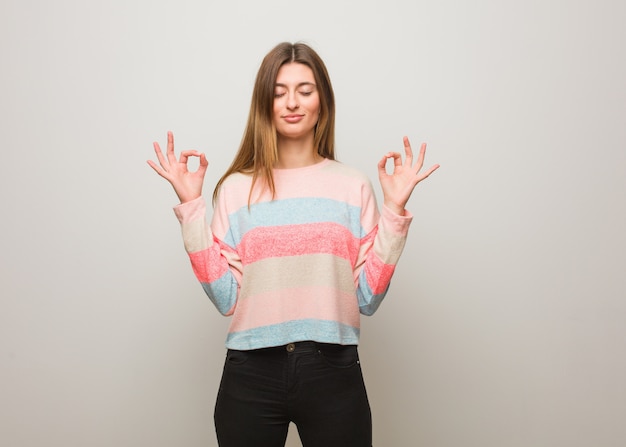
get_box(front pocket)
[225,349,249,366]
[318,344,360,368]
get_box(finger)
[386,151,403,167]
[166,131,176,165]
[179,150,204,159]
[179,150,204,167]
[377,155,389,174]
[153,141,169,170]
[416,163,440,182]
[378,153,402,176]
[177,151,193,173]
[197,153,209,176]
[146,159,169,179]
[414,142,427,170]
[179,152,189,169]
[403,136,414,162]
[146,159,159,173]
[179,150,210,176]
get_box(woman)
[148,42,438,447]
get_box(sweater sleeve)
[353,181,412,315]
[173,194,242,316]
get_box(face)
[272,62,320,141]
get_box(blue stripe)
[223,197,364,248]
[356,269,389,316]
[200,273,238,315]
[225,319,360,350]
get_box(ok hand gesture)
[147,131,208,204]
[378,136,439,215]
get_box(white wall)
[1,0,625,446]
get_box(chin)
[277,128,315,140]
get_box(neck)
[275,134,322,169]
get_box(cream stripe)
[240,253,355,298]
[373,228,407,265]
[180,219,212,253]
[374,209,412,264]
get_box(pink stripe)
[364,255,396,295]
[188,238,233,283]
[238,222,360,264]
[228,287,360,333]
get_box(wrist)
[384,201,405,216]
[177,193,201,204]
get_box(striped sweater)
[173,158,412,350]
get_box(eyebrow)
[274,82,316,88]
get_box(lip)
[282,114,304,123]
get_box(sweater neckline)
[272,157,331,176]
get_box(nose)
[286,92,299,110]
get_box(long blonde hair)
[212,42,336,206]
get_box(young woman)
[148,42,438,447]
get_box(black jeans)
[214,341,372,447]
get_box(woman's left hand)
[377,136,440,215]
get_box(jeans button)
[286,343,295,352]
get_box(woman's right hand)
[147,131,208,203]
